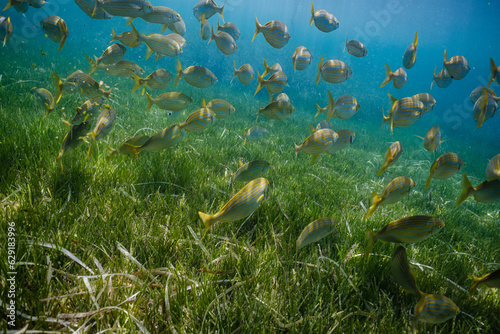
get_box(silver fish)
[380,63,407,89]
[292,46,313,71]
[40,16,69,52]
[345,38,367,57]
[232,61,254,85]
[430,66,452,90]
[253,15,290,49]
[208,27,237,56]
[174,59,217,89]
[193,0,224,21]
[310,2,339,33]
[402,32,418,69]
[316,57,352,84]
[216,21,240,41]
[443,49,470,80]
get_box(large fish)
[86,43,127,73]
[145,91,192,114]
[380,63,407,89]
[468,268,500,299]
[415,126,445,155]
[208,27,237,56]
[254,71,287,96]
[233,160,270,183]
[316,57,352,84]
[364,176,415,219]
[31,87,55,118]
[486,154,500,181]
[0,16,13,47]
[443,49,470,80]
[296,217,337,250]
[377,141,403,176]
[488,58,499,87]
[123,125,184,160]
[331,94,360,120]
[56,121,92,172]
[206,99,235,119]
[310,2,339,32]
[174,59,217,88]
[232,61,254,85]
[178,99,215,133]
[40,16,69,52]
[469,86,499,105]
[93,0,153,18]
[193,0,224,21]
[402,32,418,69]
[292,46,313,71]
[131,69,172,95]
[133,24,185,59]
[53,70,111,103]
[413,294,459,332]
[425,152,464,189]
[216,21,240,41]
[294,128,338,164]
[253,15,290,49]
[430,66,452,90]
[456,172,500,205]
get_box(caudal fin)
[468,275,482,299]
[52,72,63,104]
[231,60,237,84]
[456,172,474,205]
[252,15,261,42]
[199,211,213,236]
[363,191,380,219]
[430,66,437,90]
[377,162,388,176]
[262,58,270,77]
[315,56,323,85]
[146,92,154,113]
[122,143,141,161]
[174,59,182,86]
[310,2,315,26]
[85,54,97,74]
[488,58,497,88]
[476,89,488,129]
[380,63,393,88]
[130,71,143,93]
[364,229,376,257]
[254,71,264,96]
[315,103,327,118]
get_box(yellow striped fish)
[131,69,172,95]
[87,107,116,158]
[292,46,313,71]
[365,215,444,257]
[252,16,290,49]
[137,29,184,59]
[345,38,367,57]
[262,59,282,78]
[412,93,436,113]
[415,126,445,155]
[75,0,111,19]
[86,43,126,74]
[178,98,215,133]
[123,125,184,160]
[193,0,224,21]
[488,58,499,87]
[166,16,186,36]
[456,172,500,205]
[131,6,181,31]
[94,0,153,18]
[294,128,338,164]
[207,99,235,119]
[425,152,464,189]
[106,135,150,161]
[110,28,141,47]
[174,59,217,88]
[377,141,403,176]
[314,120,332,131]
[310,2,339,33]
[0,16,13,47]
[486,154,500,181]
[146,91,192,114]
[468,268,500,299]
[380,63,407,89]
[243,126,268,145]
[326,129,355,154]
[469,86,499,105]
[473,90,498,129]
[56,121,92,172]
[69,97,105,126]
[232,61,254,85]
[254,70,288,96]
[332,94,360,120]
[31,87,55,118]
[53,70,111,104]
[430,66,452,90]
[391,246,420,296]
[413,293,459,331]
[217,21,240,41]
[402,32,418,69]
[208,26,237,56]
[40,16,69,52]
[316,57,352,84]
[258,100,295,121]
[85,57,144,77]
[382,94,424,133]
[443,49,470,80]
[199,177,269,235]
[233,160,270,183]
[364,176,415,219]
[296,217,337,250]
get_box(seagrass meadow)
[1,0,500,333]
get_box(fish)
[27,0,44,8]
[131,69,172,95]
[310,2,339,33]
[135,26,184,59]
[128,6,180,32]
[216,21,240,41]
[206,99,235,119]
[2,0,28,13]
[70,97,106,126]
[488,58,499,87]
[430,66,452,90]
[123,125,184,160]
[294,128,338,164]
[412,93,436,113]
[85,58,145,78]
[262,59,283,78]
[193,0,224,21]
[316,57,352,84]
[382,94,424,133]
[331,94,360,120]
[364,176,415,219]
[166,16,186,36]
[93,0,153,18]
[380,63,407,89]
[273,93,290,103]
[243,126,268,145]
[56,121,92,171]
[473,90,498,129]
[345,38,367,57]
[377,141,403,176]
[86,43,127,74]
[443,49,470,80]
[314,90,334,120]
[296,217,337,250]
[87,107,116,158]
[456,172,500,205]
[0,16,13,47]
[326,129,355,154]
[231,61,254,85]
[257,100,295,121]
[254,71,288,96]
[31,87,55,118]
[365,215,444,256]
[107,135,150,161]
[391,246,420,296]
[198,178,269,235]
[145,91,192,114]
[468,268,500,299]
[486,154,500,181]
[200,14,210,40]
[40,16,69,52]
[292,46,313,71]
[253,15,290,49]
[413,294,459,330]
[75,0,111,19]
[208,26,237,55]
[233,160,270,183]
[178,98,215,133]
[469,86,499,105]
[402,32,418,69]
[415,126,445,155]
[110,28,141,47]
[315,120,332,131]
[52,70,111,104]
[174,59,218,88]
[425,152,464,189]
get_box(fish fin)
[377,162,388,176]
[425,160,437,189]
[364,229,375,257]
[2,0,13,11]
[201,98,206,108]
[85,54,97,74]
[199,211,213,237]
[145,92,154,113]
[413,31,418,47]
[43,104,52,119]
[103,89,111,103]
[314,103,323,118]
[91,0,99,18]
[145,45,153,60]
[380,107,391,132]
[52,72,63,104]
[130,71,143,93]
[110,28,117,43]
[161,24,168,33]
[126,17,134,25]
[311,154,319,164]
[62,119,71,126]
[106,146,117,162]
[231,60,237,84]
[380,63,393,88]
[315,56,323,85]
[129,23,140,46]
[252,15,261,42]
[488,58,497,88]
[253,71,263,97]
[327,90,334,120]
[206,15,213,44]
[443,48,447,67]
[430,66,437,90]
[293,139,300,162]
[86,131,95,159]
[122,143,140,161]
[456,172,474,205]
[414,135,424,140]
[310,2,315,26]
[219,0,225,21]
[363,191,380,219]
[344,34,348,52]
[477,90,488,128]
[309,123,315,133]
[468,275,482,299]
[262,58,270,77]
[387,93,397,105]
[174,59,182,85]
[216,20,221,32]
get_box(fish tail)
[126,17,135,26]
[477,90,488,128]
[219,0,225,21]
[230,60,237,84]
[86,131,95,159]
[456,172,474,205]
[56,152,64,172]
[52,72,63,104]
[198,211,213,236]
[145,45,153,60]
[130,71,143,94]
[146,92,154,113]
[254,71,264,97]
[314,103,323,118]
[252,15,261,42]
[381,107,390,131]
[91,0,99,18]
[85,54,97,74]
[430,66,437,90]
[174,59,182,86]
[413,31,418,47]
[2,0,13,11]
[208,23,215,45]
[105,145,117,162]
[293,139,300,161]
[129,23,141,47]
[488,58,497,88]
[364,229,375,257]
[468,275,482,299]
[443,48,447,64]
[123,143,140,161]
[327,90,334,121]
[262,58,270,77]
[103,89,111,103]
[425,174,432,190]
[377,163,387,176]
[310,2,315,26]
[308,123,315,133]
[315,56,323,85]
[43,104,52,119]
[344,34,348,52]
[58,27,67,52]
[243,129,247,145]
[110,28,117,43]
[380,63,393,88]
[363,191,380,219]
[217,20,221,32]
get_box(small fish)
[402,32,418,69]
[296,217,337,250]
[469,86,499,105]
[391,246,420,296]
[332,94,360,120]
[345,38,367,57]
[262,59,282,78]
[412,93,436,113]
[258,100,295,121]
[107,135,150,161]
[243,126,268,145]
[0,16,13,47]
[365,215,444,256]
[443,49,470,80]
[40,16,69,52]
[413,294,459,331]
[27,0,44,8]
[145,91,192,114]
[380,63,407,89]
[208,26,237,55]
[166,16,186,36]
[415,126,445,155]
[200,14,210,40]
[456,172,500,205]
[198,178,269,235]
[128,6,180,32]
[216,21,240,41]
[86,43,127,74]
[233,159,270,183]
[70,97,105,126]
[56,121,92,171]
[94,0,153,18]
[232,61,254,85]
[193,0,224,21]
[110,29,141,47]
[315,120,332,131]
[273,93,290,103]
[473,90,498,129]
[86,59,145,78]
[207,99,235,119]
[488,58,499,87]
[40,49,46,55]
[124,125,184,160]
[326,129,355,154]
[131,69,172,95]
[253,15,290,49]
[430,66,452,90]
[174,59,217,89]
[294,128,338,164]
[134,24,184,59]
[292,46,313,71]
[254,70,287,96]
[377,141,403,176]
[486,154,500,181]
[75,0,111,19]
[310,2,339,33]
[52,70,111,104]
[468,268,500,299]
[316,56,352,85]
[31,87,55,118]
[364,176,415,219]
[425,152,464,189]
[178,98,215,133]
[382,94,424,133]
[87,107,116,158]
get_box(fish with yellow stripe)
[193,0,224,21]
[331,94,360,120]
[254,70,287,96]
[391,246,420,296]
[345,38,368,57]
[93,0,153,18]
[469,86,499,105]
[178,98,215,133]
[207,99,235,119]
[68,97,105,126]
[402,32,418,69]
[53,70,111,104]
[128,6,181,32]
[243,126,268,145]
[488,58,499,87]
[75,0,111,19]
[365,215,444,257]
[443,49,470,80]
[233,159,270,183]
[0,16,13,47]
[31,87,55,119]
[411,93,436,113]
[146,91,192,114]
[413,293,460,333]
[252,15,290,49]
[415,126,446,155]
[262,59,282,78]
[131,69,172,95]
[40,16,69,52]
[110,28,141,47]
[87,107,116,158]
[430,66,452,90]
[174,59,217,88]
[232,61,254,85]
[425,152,464,189]
[486,153,500,181]
[380,63,407,89]
[468,268,500,299]
[106,135,150,161]
[208,26,237,56]
[296,217,337,250]
[199,177,269,236]
[257,100,295,121]
[326,129,355,154]
[123,125,184,160]
[310,2,339,33]
[294,128,338,164]
[377,141,403,176]
[382,94,424,133]
[473,89,498,129]
[86,43,127,74]
[292,46,313,71]
[56,121,92,172]
[316,56,352,84]
[364,176,415,219]
[456,172,500,205]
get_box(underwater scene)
[1,0,499,332]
